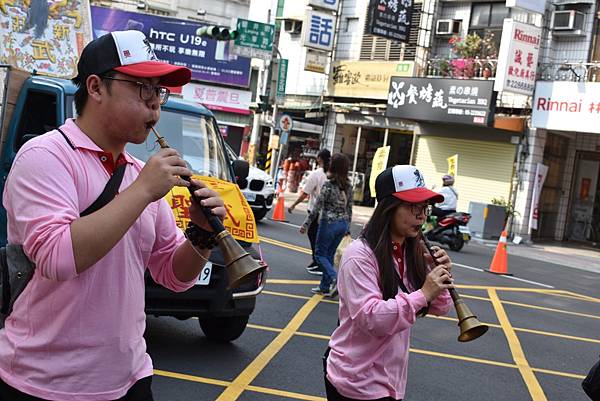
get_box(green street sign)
[235,18,274,53]
[276,59,288,105]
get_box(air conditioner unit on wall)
[551,10,586,36]
[435,19,461,35]
[284,19,303,35]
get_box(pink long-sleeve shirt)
[0,119,195,400]
[326,239,453,400]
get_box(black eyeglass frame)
[100,76,170,105]
[400,202,433,217]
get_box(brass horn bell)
[215,231,267,289]
[453,295,489,342]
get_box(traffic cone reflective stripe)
[486,230,512,276]
[270,191,287,222]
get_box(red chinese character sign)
[494,19,541,96]
[165,175,259,243]
[0,0,93,77]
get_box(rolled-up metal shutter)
[414,136,515,212]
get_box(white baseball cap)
[375,165,444,203]
[74,30,191,87]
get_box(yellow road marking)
[500,299,600,320]
[268,279,320,285]
[489,289,547,401]
[461,293,491,302]
[247,323,590,379]
[561,290,600,303]
[154,369,327,401]
[263,290,339,304]
[215,295,322,401]
[260,236,312,254]
[262,290,315,301]
[245,385,326,401]
[154,369,230,387]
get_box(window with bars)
[359,2,423,61]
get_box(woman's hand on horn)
[421,264,455,303]
[424,245,452,274]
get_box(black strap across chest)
[56,128,127,216]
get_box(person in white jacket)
[433,175,458,218]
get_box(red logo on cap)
[123,50,131,58]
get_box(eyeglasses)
[100,76,170,105]
[402,203,432,217]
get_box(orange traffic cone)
[486,230,512,276]
[270,192,287,222]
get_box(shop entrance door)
[534,133,570,240]
[567,151,600,244]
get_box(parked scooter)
[423,212,472,251]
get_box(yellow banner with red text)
[165,175,258,243]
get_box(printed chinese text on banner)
[0,0,93,77]
[182,83,252,115]
[386,77,495,126]
[447,154,458,176]
[91,6,251,87]
[369,146,391,196]
[365,0,413,42]
[494,19,541,96]
[329,61,414,99]
[166,175,259,243]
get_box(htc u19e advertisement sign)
[91,6,251,87]
[386,77,495,126]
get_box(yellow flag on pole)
[369,146,391,196]
[164,175,259,243]
[447,154,458,177]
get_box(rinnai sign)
[532,82,600,134]
[494,19,541,96]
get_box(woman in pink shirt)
[324,165,454,401]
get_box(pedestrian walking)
[288,149,331,275]
[0,30,225,400]
[323,165,454,401]
[300,153,352,297]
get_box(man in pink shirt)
[0,30,226,400]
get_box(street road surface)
[147,211,599,401]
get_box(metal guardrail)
[537,62,600,82]
[426,58,498,79]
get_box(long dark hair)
[360,196,429,301]
[328,153,350,191]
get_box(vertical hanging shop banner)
[0,0,93,78]
[91,6,251,87]
[369,146,391,196]
[447,154,458,176]
[494,19,541,96]
[529,163,549,231]
[276,59,288,104]
[365,0,412,42]
[302,9,336,52]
